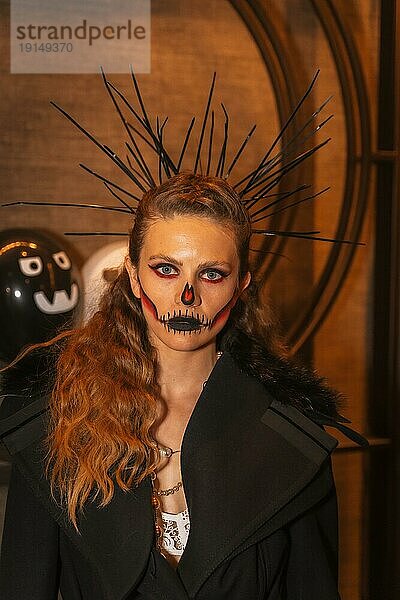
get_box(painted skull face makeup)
[126,216,250,352]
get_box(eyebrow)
[148,254,183,265]
[148,254,232,270]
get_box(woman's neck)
[151,344,220,450]
[156,344,219,403]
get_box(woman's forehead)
[141,216,238,259]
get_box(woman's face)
[125,215,251,353]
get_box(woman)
[0,171,351,599]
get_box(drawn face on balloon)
[125,216,251,353]
[0,229,80,361]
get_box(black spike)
[157,116,172,178]
[225,123,256,179]
[107,81,149,131]
[205,110,215,176]
[64,231,128,236]
[156,117,162,184]
[0,200,131,214]
[125,153,151,187]
[100,67,154,188]
[215,103,229,178]
[251,229,365,245]
[243,136,330,198]
[126,122,158,152]
[103,183,138,213]
[177,117,196,172]
[244,139,330,209]
[194,72,216,174]
[198,155,204,175]
[252,100,333,182]
[79,163,140,203]
[249,141,330,204]
[130,64,152,129]
[251,188,329,224]
[51,100,147,193]
[102,144,148,192]
[125,141,156,187]
[241,70,320,191]
[107,77,177,176]
[249,185,311,220]
[242,111,333,193]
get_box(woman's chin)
[148,324,219,353]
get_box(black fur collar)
[222,328,368,446]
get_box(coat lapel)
[177,352,337,596]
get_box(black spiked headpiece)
[2,69,362,246]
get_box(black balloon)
[0,229,81,362]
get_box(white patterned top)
[161,509,191,556]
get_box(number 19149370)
[19,42,73,52]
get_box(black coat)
[0,352,341,599]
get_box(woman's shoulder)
[223,332,368,447]
[223,333,341,413]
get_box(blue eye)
[201,270,225,282]
[159,265,174,275]
[149,263,178,277]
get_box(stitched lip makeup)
[159,309,212,332]
[165,316,201,332]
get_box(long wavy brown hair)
[40,172,286,531]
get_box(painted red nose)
[181,282,195,305]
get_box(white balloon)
[80,241,129,323]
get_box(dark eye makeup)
[149,263,179,278]
[148,263,229,282]
[199,269,229,283]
